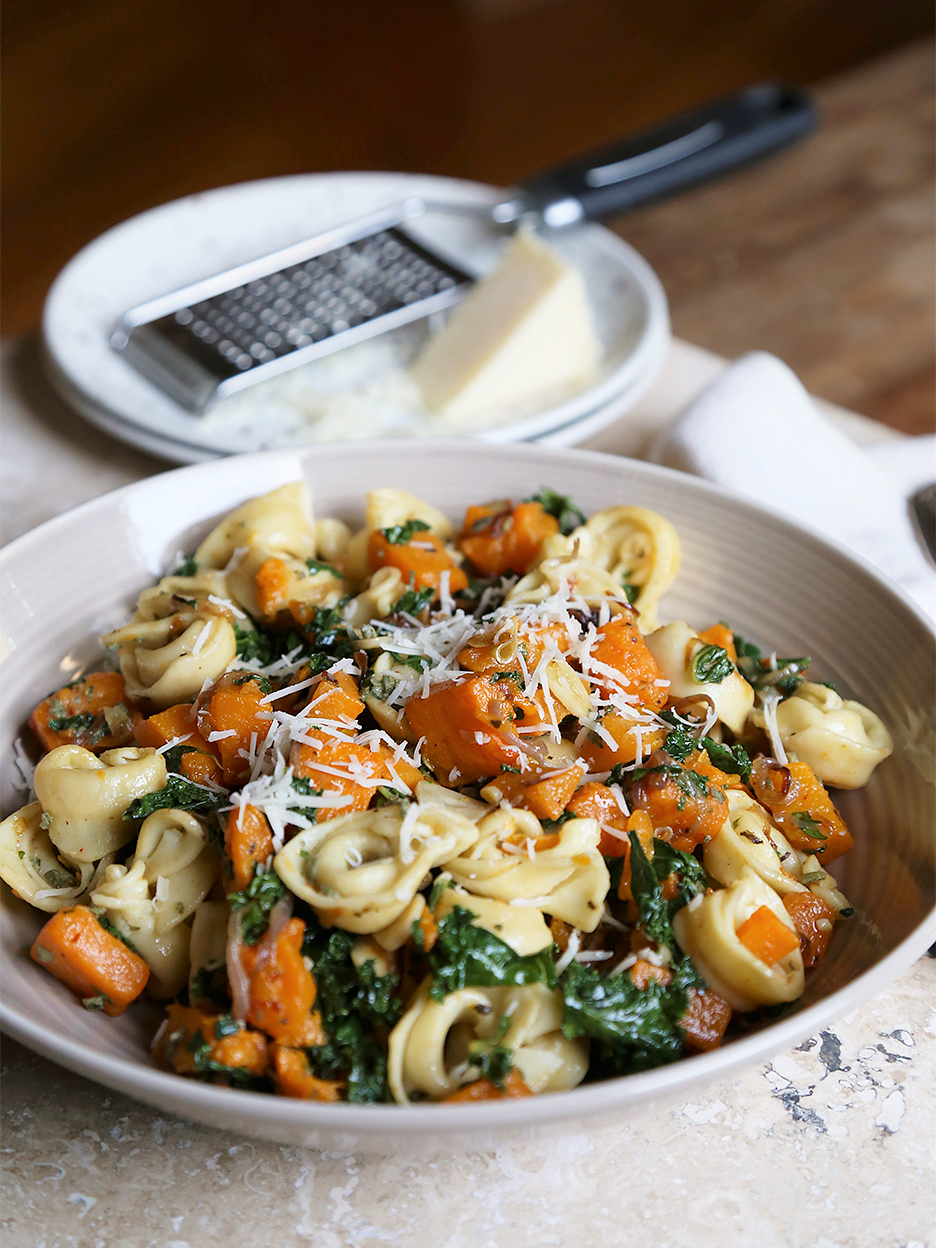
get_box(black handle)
[517,83,817,225]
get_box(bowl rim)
[2,437,934,1132]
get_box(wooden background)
[2,0,933,430]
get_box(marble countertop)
[1,336,933,1248]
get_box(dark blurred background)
[3,0,934,428]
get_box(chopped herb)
[621,579,639,604]
[499,764,522,774]
[190,1042,265,1090]
[605,763,631,787]
[290,776,319,796]
[659,709,699,763]
[382,519,431,546]
[90,908,141,955]
[123,771,225,820]
[81,994,109,1011]
[840,907,854,918]
[233,673,273,695]
[792,811,827,841]
[540,810,576,831]
[233,625,273,664]
[701,738,753,785]
[42,866,77,889]
[228,868,287,944]
[374,785,409,809]
[174,554,198,576]
[301,604,357,660]
[214,1013,240,1039]
[34,945,54,963]
[799,871,826,884]
[491,671,524,689]
[426,905,556,1001]
[691,644,735,685]
[467,1039,513,1089]
[47,711,96,735]
[427,875,456,910]
[306,558,340,576]
[16,850,24,860]
[733,634,811,696]
[390,650,430,672]
[525,487,586,536]
[393,585,434,616]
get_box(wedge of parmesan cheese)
[409,229,600,419]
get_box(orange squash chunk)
[588,614,668,710]
[630,958,673,990]
[254,556,296,619]
[270,1044,344,1100]
[579,714,665,772]
[224,805,274,893]
[239,917,325,1047]
[751,758,853,864]
[567,780,630,856]
[30,906,150,1016]
[783,892,836,968]
[629,760,727,850]
[458,500,559,578]
[404,675,532,784]
[486,762,585,822]
[443,1069,533,1101]
[303,670,365,725]
[134,703,223,786]
[680,987,733,1052]
[197,678,270,785]
[156,1003,269,1076]
[291,735,421,820]
[368,528,468,596]
[735,905,800,964]
[30,671,142,754]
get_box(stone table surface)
[1,337,934,1248]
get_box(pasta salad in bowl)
[0,442,932,1150]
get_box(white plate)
[42,173,670,462]
[1,440,933,1154]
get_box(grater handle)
[512,83,816,227]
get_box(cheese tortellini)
[576,505,681,633]
[704,790,806,897]
[753,681,893,788]
[102,610,237,708]
[194,481,316,570]
[433,883,553,955]
[132,569,236,623]
[443,809,609,932]
[273,804,479,934]
[90,809,216,997]
[673,866,804,1011]
[387,980,589,1103]
[505,556,628,610]
[0,803,113,912]
[33,745,166,862]
[645,621,754,735]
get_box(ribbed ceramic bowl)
[2,441,933,1155]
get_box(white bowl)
[42,172,670,463]
[2,441,933,1155]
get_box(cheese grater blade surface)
[112,212,473,414]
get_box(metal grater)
[112,85,816,415]
[112,204,473,413]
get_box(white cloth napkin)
[650,351,936,623]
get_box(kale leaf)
[381,519,431,546]
[627,832,707,950]
[658,709,699,763]
[426,905,557,1001]
[122,771,225,820]
[228,868,287,945]
[468,1040,513,1089]
[393,586,434,616]
[47,711,96,735]
[792,810,828,842]
[733,633,811,696]
[174,554,199,577]
[525,487,586,536]
[306,558,340,576]
[560,955,701,1074]
[690,644,735,684]
[301,925,402,1103]
[701,738,752,785]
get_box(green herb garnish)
[525,487,585,536]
